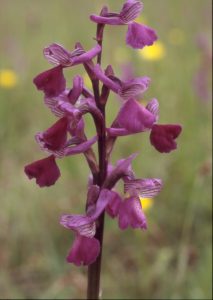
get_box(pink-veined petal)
[120,0,143,24]
[146,98,159,121]
[124,178,163,198]
[120,76,150,100]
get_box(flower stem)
[87,23,107,300]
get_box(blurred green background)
[0,0,212,299]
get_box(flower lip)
[118,196,147,230]
[150,124,182,153]
[66,235,100,266]
[24,155,60,187]
[126,22,158,49]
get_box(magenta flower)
[94,64,150,100]
[60,189,114,265]
[24,155,60,187]
[43,43,101,67]
[33,66,66,97]
[150,124,182,153]
[90,0,157,49]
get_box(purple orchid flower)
[60,189,114,266]
[93,64,150,100]
[107,97,182,154]
[90,0,157,49]
[43,43,102,67]
[25,2,182,297]
[35,117,97,159]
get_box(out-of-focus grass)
[0,0,212,299]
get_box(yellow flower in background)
[140,197,154,211]
[135,15,148,25]
[138,41,166,61]
[0,69,18,88]
[168,28,185,45]
[83,73,93,90]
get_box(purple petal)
[56,101,81,119]
[126,22,158,49]
[120,0,143,24]
[86,185,100,214]
[124,178,163,198]
[120,76,150,100]
[68,118,85,139]
[106,191,123,218]
[150,124,182,153]
[107,127,130,137]
[115,99,156,133]
[64,136,97,156]
[118,196,147,230]
[88,189,115,220]
[33,66,66,97]
[93,64,120,93]
[35,117,68,151]
[103,153,137,189]
[67,235,100,266]
[71,44,102,66]
[24,155,60,187]
[90,14,123,25]
[146,98,159,121]
[68,75,83,104]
